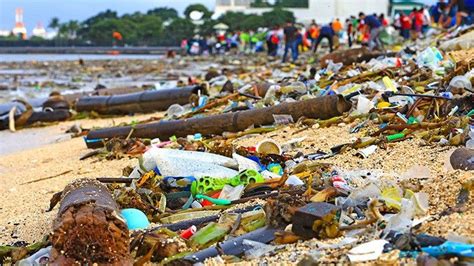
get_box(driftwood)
[319,47,397,67]
[50,179,131,265]
[75,85,204,114]
[86,94,352,140]
[0,110,71,130]
[0,86,148,116]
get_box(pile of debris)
[2,27,474,266]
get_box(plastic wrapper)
[142,147,238,178]
[449,75,473,92]
[243,240,278,259]
[347,240,388,262]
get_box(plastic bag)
[326,60,343,73]
[356,95,375,114]
[449,76,473,92]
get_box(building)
[32,22,47,38]
[390,0,424,17]
[12,8,27,39]
[0,30,11,37]
[214,0,390,24]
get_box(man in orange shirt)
[332,18,343,48]
[332,18,343,34]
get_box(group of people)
[394,0,474,41]
[430,0,474,28]
[181,1,474,62]
[280,12,388,62]
[181,31,267,56]
[181,12,389,62]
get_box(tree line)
[1,4,295,46]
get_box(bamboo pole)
[75,85,203,114]
[86,94,352,140]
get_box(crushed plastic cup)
[326,60,343,73]
[356,95,374,114]
[218,185,244,201]
[166,104,186,117]
[466,139,474,149]
[383,198,416,234]
[449,76,473,92]
[416,47,443,69]
[357,145,377,158]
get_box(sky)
[0,0,214,32]
[0,0,436,33]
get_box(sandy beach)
[1,112,472,252]
[0,112,162,244]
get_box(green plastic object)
[467,109,474,117]
[189,222,230,248]
[386,133,405,142]
[195,194,231,205]
[191,169,264,195]
[407,116,418,125]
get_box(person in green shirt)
[240,31,250,53]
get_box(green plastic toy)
[195,194,231,205]
[191,169,264,195]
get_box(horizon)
[0,0,436,34]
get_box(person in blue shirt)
[449,0,474,26]
[359,12,383,51]
[312,23,335,53]
[430,0,447,23]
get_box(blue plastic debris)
[421,241,474,258]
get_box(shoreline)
[0,46,179,55]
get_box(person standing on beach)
[282,21,298,63]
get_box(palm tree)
[67,20,80,39]
[48,17,60,30]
